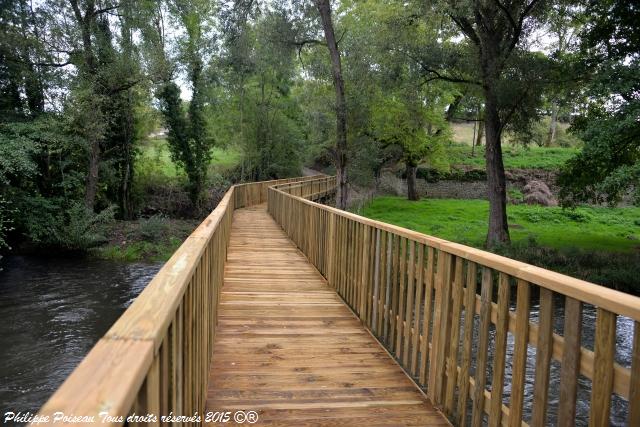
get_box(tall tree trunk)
[445,93,464,122]
[71,0,102,211]
[483,86,510,247]
[406,162,419,201]
[315,0,348,209]
[476,118,484,147]
[84,139,100,209]
[546,102,559,146]
[471,117,477,156]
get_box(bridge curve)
[32,175,640,426]
[206,204,447,425]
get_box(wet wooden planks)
[205,206,448,426]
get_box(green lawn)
[360,197,640,253]
[442,144,579,170]
[137,137,241,178]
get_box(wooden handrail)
[268,178,640,427]
[31,175,326,426]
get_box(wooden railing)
[269,179,640,427]
[33,175,326,426]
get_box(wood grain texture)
[557,297,582,427]
[589,308,616,427]
[508,280,530,427]
[531,288,554,427]
[206,206,448,426]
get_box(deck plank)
[205,206,448,426]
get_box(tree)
[544,2,581,146]
[371,91,449,201]
[143,0,215,208]
[314,0,348,209]
[558,0,640,207]
[441,0,551,247]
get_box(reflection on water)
[0,255,161,421]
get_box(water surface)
[0,255,161,421]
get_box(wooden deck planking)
[206,205,448,426]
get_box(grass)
[442,143,579,170]
[138,137,242,178]
[360,197,640,293]
[447,122,580,171]
[360,197,640,253]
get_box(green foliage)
[59,203,116,250]
[158,81,213,206]
[0,196,13,249]
[370,92,450,168]
[557,0,640,207]
[210,9,303,181]
[415,166,486,183]
[94,217,199,262]
[559,102,640,206]
[139,214,169,242]
[511,117,582,148]
[16,197,115,251]
[361,197,640,252]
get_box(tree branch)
[449,14,480,45]
[92,4,120,17]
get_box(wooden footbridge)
[35,176,640,426]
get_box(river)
[0,255,635,425]
[0,255,161,422]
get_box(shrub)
[59,203,116,250]
[139,214,169,242]
[415,166,486,182]
[562,209,592,223]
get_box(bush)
[16,197,115,251]
[414,166,487,182]
[0,197,14,250]
[58,203,116,250]
[562,209,593,223]
[139,214,169,242]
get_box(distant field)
[360,197,640,253]
[442,143,579,170]
[137,137,241,178]
[447,122,579,170]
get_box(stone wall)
[378,169,559,201]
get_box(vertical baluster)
[367,226,376,326]
[557,297,582,427]
[508,280,531,427]
[428,249,444,397]
[629,321,640,426]
[376,230,386,336]
[410,243,425,376]
[147,355,161,426]
[470,267,493,427]
[390,234,400,348]
[419,247,436,387]
[432,252,454,406]
[403,241,416,367]
[444,257,465,415]
[488,273,511,426]
[589,308,617,426]
[456,261,477,426]
[160,337,170,419]
[531,288,554,426]
[395,237,407,359]
[383,232,393,345]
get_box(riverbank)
[91,216,199,262]
[359,197,640,294]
